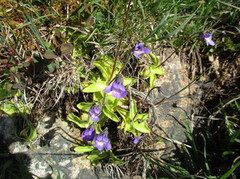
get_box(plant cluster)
[67,42,165,165]
[0,0,239,178]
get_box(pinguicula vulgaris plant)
[89,105,101,122]
[81,124,96,141]
[104,74,127,99]
[94,130,112,151]
[133,43,151,58]
[200,33,215,46]
[135,43,165,88]
[131,136,142,144]
[67,42,165,165]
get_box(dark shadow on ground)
[0,115,34,179]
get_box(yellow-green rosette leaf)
[142,66,164,79]
[123,78,137,86]
[74,146,95,153]
[93,91,104,102]
[93,61,111,80]
[151,66,164,75]
[129,99,137,120]
[82,81,107,93]
[136,113,149,121]
[133,121,151,133]
[149,74,156,89]
[102,106,120,122]
[116,107,129,120]
[149,52,159,65]
[67,113,89,128]
[87,150,109,162]
[0,103,19,115]
[77,102,94,112]
[123,122,133,133]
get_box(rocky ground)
[0,48,203,178]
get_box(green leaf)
[149,74,156,89]
[123,122,133,133]
[229,129,240,143]
[137,0,146,19]
[82,81,107,93]
[93,92,103,102]
[28,121,37,141]
[67,113,89,128]
[142,66,164,78]
[164,13,195,40]
[116,107,129,120]
[0,103,19,115]
[74,146,95,153]
[72,45,84,58]
[149,52,159,65]
[44,50,58,59]
[136,113,149,121]
[77,102,94,112]
[141,65,164,88]
[87,150,109,161]
[47,63,57,73]
[109,151,124,164]
[60,44,74,56]
[105,95,119,107]
[222,151,235,156]
[129,99,137,120]
[102,106,120,122]
[95,11,104,21]
[19,120,37,142]
[143,12,170,41]
[93,56,122,80]
[133,121,151,133]
[44,41,52,49]
[220,161,240,179]
[93,61,111,80]
[123,78,137,86]
[0,88,17,100]
[151,66,165,75]
[15,13,57,30]
[54,28,62,39]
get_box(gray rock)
[1,116,112,179]
[147,49,200,157]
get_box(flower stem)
[108,0,132,82]
[102,1,132,107]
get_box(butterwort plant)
[104,74,127,99]
[200,33,215,46]
[68,43,153,165]
[134,43,165,88]
[131,136,142,144]
[81,124,96,141]
[89,104,101,122]
[94,129,112,151]
[133,43,151,58]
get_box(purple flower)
[94,131,112,151]
[81,124,96,141]
[89,105,101,122]
[104,75,127,99]
[200,33,215,46]
[133,43,151,58]
[131,136,142,144]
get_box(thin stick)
[108,0,132,82]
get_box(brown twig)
[108,0,132,82]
